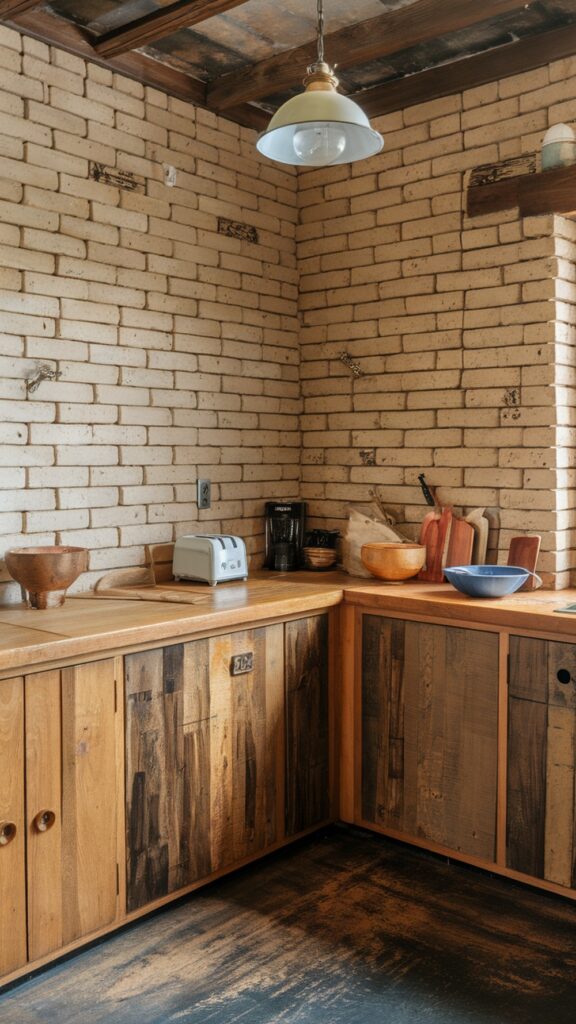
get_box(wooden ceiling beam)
[10,9,205,104]
[93,0,251,60]
[0,0,40,15]
[353,22,576,121]
[207,0,528,110]
[7,8,268,129]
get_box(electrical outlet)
[197,478,211,509]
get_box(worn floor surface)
[2,826,576,1024]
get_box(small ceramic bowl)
[443,564,538,598]
[5,545,88,608]
[360,542,426,581]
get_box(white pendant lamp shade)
[256,1,384,167]
[256,74,384,166]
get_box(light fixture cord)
[316,0,324,64]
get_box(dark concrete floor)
[2,826,576,1024]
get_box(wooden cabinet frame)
[3,591,576,989]
[0,657,125,985]
[339,602,576,902]
[0,605,338,987]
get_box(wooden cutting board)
[418,507,453,582]
[507,535,541,591]
[464,508,489,564]
[445,517,475,569]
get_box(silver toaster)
[172,534,248,586]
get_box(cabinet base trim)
[356,819,576,902]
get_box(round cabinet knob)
[556,668,572,685]
[0,821,17,846]
[33,809,56,833]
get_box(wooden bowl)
[5,545,88,608]
[302,546,338,570]
[360,542,426,581]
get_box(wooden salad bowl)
[5,545,88,608]
[360,542,426,581]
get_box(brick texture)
[298,73,576,588]
[0,25,299,597]
[1,27,575,593]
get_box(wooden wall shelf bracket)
[467,162,576,219]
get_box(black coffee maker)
[265,502,306,571]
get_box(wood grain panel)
[0,0,38,13]
[26,670,63,961]
[468,162,576,219]
[507,694,547,879]
[285,614,330,836]
[126,626,285,910]
[94,0,250,58]
[207,633,234,874]
[125,646,178,911]
[544,704,576,888]
[545,642,576,711]
[361,615,406,830]
[182,638,212,883]
[208,0,525,109]
[0,676,26,976]
[360,23,576,123]
[361,617,498,861]
[264,623,285,847]
[507,636,576,888]
[61,660,118,944]
[209,626,284,870]
[437,626,499,857]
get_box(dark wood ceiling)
[3,0,576,132]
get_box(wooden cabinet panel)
[125,625,285,912]
[0,677,26,977]
[60,660,118,944]
[507,636,576,888]
[125,644,186,909]
[361,616,499,861]
[26,670,63,961]
[26,661,118,958]
[285,614,330,836]
[0,659,119,982]
[208,627,285,871]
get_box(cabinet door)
[125,625,285,912]
[285,614,330,836]
[0,677,26,976]
[507,635,576,888]
[26,660,119,961]
[361,616,498,860]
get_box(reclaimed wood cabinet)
[0,659,120,978]
[507,635,576,889]
[360,615,499,861]
[125,614,331,913]
[285,614,330,836]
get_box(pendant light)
[256,0,384,167]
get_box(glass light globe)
[293,123,346,165]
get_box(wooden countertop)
[1,570,576,676]
[0,572,349,676]
[344,579,576,636]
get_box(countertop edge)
[3,575,576,676]
[0,586,345,675]
[343,583,576,636]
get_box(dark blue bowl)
[444,564,530,598]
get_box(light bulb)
[293,123,346,165]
